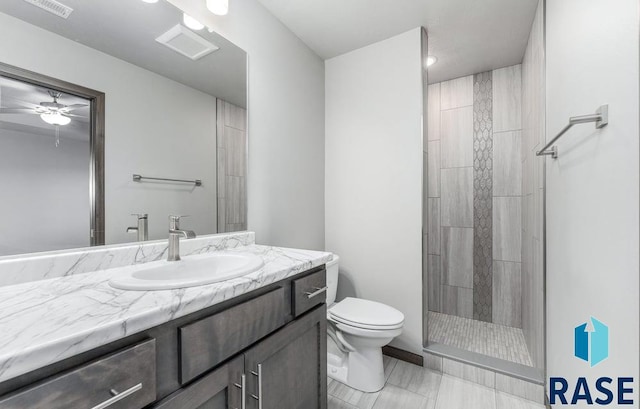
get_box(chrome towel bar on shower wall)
[132,174,203,186]
[536,104,609,159]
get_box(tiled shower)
[424,0,545,372]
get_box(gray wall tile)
[428,198,441,254]
[428,255,441,312]
[493,197,522,262]
[441,168,473,227]
[427,140,440,197]
[223,100,247,131]
[442,227,474,288]
[441,285,473,319]
[441,107,474,168]
[440,76,474,110]
[224,127,246,177]
[423,151,429,231]
[492,261,522,328]
[493,65,522,132]
[493,131,522,196]
[428,83,441,141]
[472,71,494,323]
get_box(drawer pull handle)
[250,364,263,409]
[233,374,246,409]
[304,286,328,299]
[91,383,142,409]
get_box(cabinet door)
[153,356,244,409]
[245,306,327,409]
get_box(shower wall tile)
[442,227,474,288]
[217,100,247,233]
[472,71,494,323]
[493,131,522,196]
[223,100,247,131]
[225,127,247,177]
[535,188,544,241]
[428,83,441,140]
[428,140,441,197]
[493,197,522,262]
[440,75,474,110]
[441,167,473,228]
[428,255,442,312]
[423,151,429,231]
[520,0,545,370]
[441,285,473,319]
[531,237,545,365]
[441,107,474,168]
[493,65,522,132]
[428,198,441,255]
[492,261,522,328]
[522,155,533,197]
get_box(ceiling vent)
[156,25,219,61]
[22,0,73,19]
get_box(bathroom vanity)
[0,235,331,409]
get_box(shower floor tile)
[428,312,533,367]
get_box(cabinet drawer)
[179,287,286,384]
[0,339,156,409]
[292,268,327,317]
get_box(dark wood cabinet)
[245,306,327,409]
[0,339,156,409]
[153,356,244,409]
[179,287,287,384]
[156,305,326,409]
[0,266,327,409]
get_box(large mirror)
[0,0,247,257]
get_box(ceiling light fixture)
[40,112,71,126]
[206,0,229,16]
[183,13,205,30]
[426,56,438,67]
[141,0,159,3]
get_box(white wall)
[170,0,326,250]
[325,28,424,354]
[0,12,217,246]
[546,0,639,403]
[0,130,89,256]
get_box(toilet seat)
[328,297,404,330]
[334,322,403,339]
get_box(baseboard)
[382,345,424,367]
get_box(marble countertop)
[0,245,332,383]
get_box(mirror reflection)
[0,0,248,257]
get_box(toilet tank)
[326,254,339,306]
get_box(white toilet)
[325,254,404,393]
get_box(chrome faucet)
[127,213,149,241]
[168,215,196,261]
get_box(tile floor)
[428,312,533,366]
[327,356,546,409]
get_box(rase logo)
[574,317,608,367]
[550,317,635,406]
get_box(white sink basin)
[109,252,264,290]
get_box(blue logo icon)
[574,317,608,367]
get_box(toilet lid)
[328,297,404,329]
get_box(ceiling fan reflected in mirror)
[0,90,87,127]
